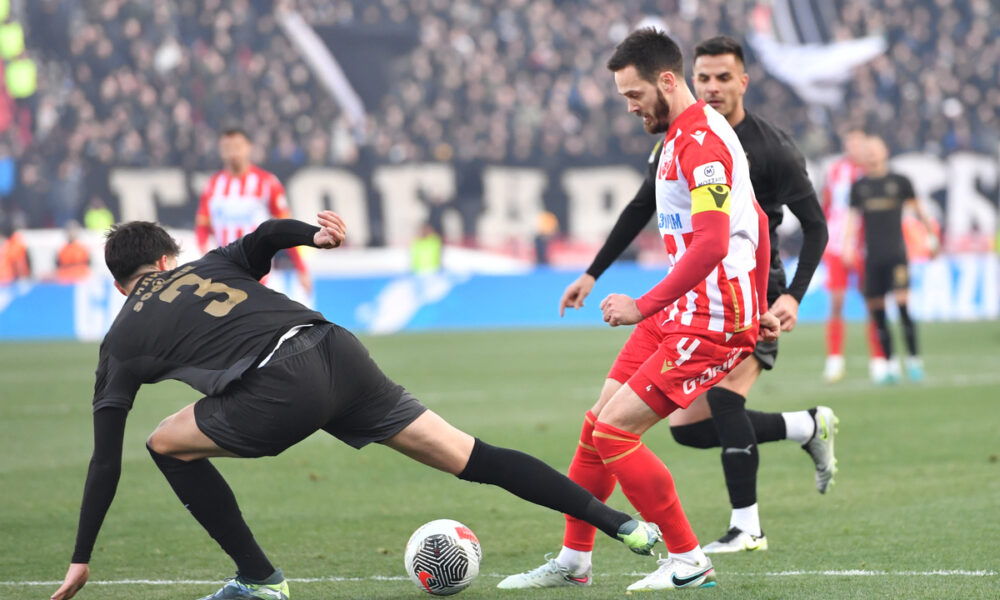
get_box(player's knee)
[706,386,746,415]
[670,421,718,449]
[146,420,185,459]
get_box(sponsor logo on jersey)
[658,212,683,230]
[681,348,744,395]
[693,161,726,187]
[661,359,675,373]
[690,129,707,145]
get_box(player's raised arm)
[219,212,346,279]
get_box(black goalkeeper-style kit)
[71,219,641,575]
[850,172,917,298]
[93,219,330,412]
[72,220,426,564]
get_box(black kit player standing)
[845,134,937,383]
[50,212,663,600]
[558,36,836,555]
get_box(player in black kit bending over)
[51,211,661,600]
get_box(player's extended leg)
[146,403,289,600]
[597,384,715,591]
[381,409,660,554]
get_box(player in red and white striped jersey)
[821,126,884,382]
[195,127,311,294]
[499,28,779,593]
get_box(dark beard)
[644,89,671,134]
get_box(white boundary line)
[6,570,996,586]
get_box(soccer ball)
[403,519,482,596]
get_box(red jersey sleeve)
[753,200,770,314]
[195,174,216,253]
[635,134,734,317]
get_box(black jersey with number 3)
[849,173,915,264]
[93,220,328,413]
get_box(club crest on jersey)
[693,161,726,187]
[657,141,675,180]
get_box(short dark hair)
[104,221,180,284]
[221,125,249,139]
[694,35,745,65]
[606,27,684,82]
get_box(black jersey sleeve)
[770,132,817,208]
[849,180,863,209]
[214,219,321,280]
[71,406,128,563]
[585,144,659,279]
[92,346,143,412]
[897,174,917,199]
[785,196,829,302]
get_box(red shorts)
[825,254,865,293]
[607,318,756,418]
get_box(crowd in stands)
[0,0,996,230]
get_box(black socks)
[706,388,759,509]
[147,445,275,581]
[457,438,630,539]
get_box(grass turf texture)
[1,322,998,599]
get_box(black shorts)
[752,339,778,370]
[194,323,427,457]
[864,259,909,299]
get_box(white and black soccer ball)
[403,519,482,596]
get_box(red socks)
[827,315,844,356]
[591,421,699,553]
[563,411,617,551]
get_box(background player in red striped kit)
[821,125,886,383]
[196,127,312,296]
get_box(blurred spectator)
[0,220,30,282]
[83,196,115,232]
[2,0,996,231]
[54,220,91,282]
[410,221,442,274]
[534,210,559,266]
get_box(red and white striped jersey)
[653,100,760,335]
[822,157,865,257]
[196,165,291,249]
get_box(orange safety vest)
[0,232,30,283]
[56,241,91,282]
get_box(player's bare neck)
[123,268,160,294]
[668,87,698,126]
[226,164,250,177]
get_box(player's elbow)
[703,242,728,265]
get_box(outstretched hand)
[314,211,346,249]
[559,274,596,317]
[51,563,89,600]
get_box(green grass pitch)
[1,321,998,599]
